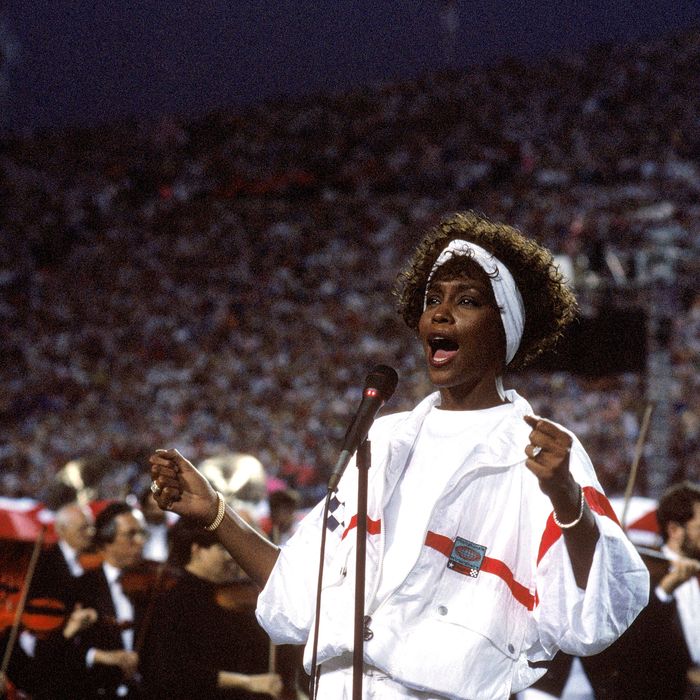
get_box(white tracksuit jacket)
[256,390,649,699]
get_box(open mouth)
[428,335,459,364]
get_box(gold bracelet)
[553,484,585,529]
[204,491,226,531]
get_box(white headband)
[424,239,525,365]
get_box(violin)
[1,526,49,690]
[214,579,260,612]
[635,545,700,588]
[635,545,671,584]
[119,559,182,606]
[0,552,177,641]
[78,549,104,572]
[0,587,66,638]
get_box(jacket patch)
[447,537,487,578]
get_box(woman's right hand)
[150,448,280,589]
[148,449,219,525]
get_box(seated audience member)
[140,519,283,699]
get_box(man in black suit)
[33,501,96,601]
[66,501,149,699]
[4,502,97,698]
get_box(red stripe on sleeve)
[536,485,619,564]
[585,486,620,525]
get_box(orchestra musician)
[138,483,175,563]
[139,518,283,699]
[53,501,150,699]
[263,489,301,548]
[33,502,96,602]
[0,501,98,698]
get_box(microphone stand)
[352,439,371,700]
[309,439,372,700]
[309,493,332,700]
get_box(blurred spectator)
[262,488,301,546]
[0,27,698,509]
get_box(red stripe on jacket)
[343,486,616,611]
[424,531,536,610]
[536,485,619,564]
[342,514,382,540]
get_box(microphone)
[327,364,398,492]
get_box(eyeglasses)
[117,528,148,540]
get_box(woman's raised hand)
[148,448,219,525]
[523,415,574,495]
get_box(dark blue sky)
[2,0,699,133]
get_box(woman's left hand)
[524,415,599,588]
[523,415,575,497]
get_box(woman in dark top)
[139,520,282,699]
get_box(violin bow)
[620,402,654,531]
[0,525,46,681]
[133,558,171,656]
[268,525,280,675]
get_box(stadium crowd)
[1,27,698,508]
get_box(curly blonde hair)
[393,211,578,371]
